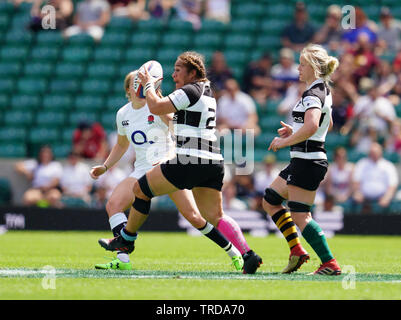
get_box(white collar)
[306,78,324,90]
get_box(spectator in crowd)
[242,52,273,104]
[203,0,230,24]
[374,60,398,97]
[348,32,380,86]
[60,151,93,205]
[331,88,351,132]
[385,119,401,156]
[72,121,109,161]
[351,77,396,139]
[108,0,149,20]
[15,145,63,208]
[324,147,354,205]
[207,51,233,99]
[253,154,280,211]
[29,0,74,31]
[147,0,175,19]
[281,1,316,52]
[64,0,110,41]
[233,170,256,209]
[313,4,344,53]
[271,48,299,94]
[376,7,401,54]
[352,142,398,213]
[217,78,261,136]
[331,53,359,106]
[93,165,125,199]
[342,7,377,47]
[222,180,247,211]
[174,0,202,30]
[277,81,306,125]
[90,185,108,209]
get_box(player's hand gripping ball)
[133,60,163,98]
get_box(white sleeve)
[168,89,191,111]
[302,95,322,111]
[116,110,125,136]
[386,162,399,187]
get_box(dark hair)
[36,144,54,164]
[177,51,208,81]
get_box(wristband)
[144,81,154,96]
[103,164,108,171]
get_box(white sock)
[117,252,130,263]
[224,242,242,258]
[109,212,130,263]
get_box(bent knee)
[185,210,205,229]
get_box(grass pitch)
[0,231,400,300]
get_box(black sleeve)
[181,83,203,107]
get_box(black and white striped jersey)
[167,81,224,161]
[290,79,332,160]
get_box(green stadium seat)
[0,93,8,110]
[259,115,284,130]
[0,79,15,94]
[0,177,12,205]
[228,18,259,33]
[54,62,86,79]
[87,62,118,79]
[81,79,111,94]
[68,111,98,126]
[325,132,349,148]
[193,32,222,50]
[52,143,72,159]
[232,2,264,18]
[28,127,60,145]
[137,18,164,32]
[3,110,34,126]
[99,111,116,131]
[5,29,33,46]
[256,34,282,50]
[106,95,127,110]
[130,30,160,48]
[118,63,140,79]
[17,78,48,94]
[260,19,289,33]
[61,127,77,143]
[255,132,276,149]
[74,95,105,111]
[61,196,89,208]
[199,19,227,33]
[0,1,14,14]
[167,18,193,33]
[11,94,42,111]
[42,94,74,111]
[223,33,254,50]
[93,46,123,62]
[223,49,249,65]
[124,47,155,64]
[23,61,54,78]
[30,46,60,61]
[0,142,26,158]
[35,110,67,128]
[35,30,64,47]
[0,62,21,78]
[61,46,93,62]
[0,45,29,62]
[265,4,294,19]
[161,78,176,95]
[383,151,400,163]
[0,127,27,143]
[156,48,182,65]
[161,31,192,49]
[10,12,31,29]
[49,79,81,94]
[107,16,135,32]
[101,31,129,47]
[66,33,96,47]
[0,13,10,31]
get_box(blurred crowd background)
[1,0,401,216]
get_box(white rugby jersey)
[116,102,175,171]
[167,81,224,161]
[290,78,332,160]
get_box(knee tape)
[288,201,311,213]
[264,188,285,206]
[132,197,151,215]
[138,174,154,199]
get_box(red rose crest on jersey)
[148,115,154,124]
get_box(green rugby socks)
[302,220,334,263]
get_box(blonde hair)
[124,70,138,101]
[301,44,339,83]
[124,69,162,101]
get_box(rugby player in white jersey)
[91,68,244,270]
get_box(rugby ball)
[133,60,163,98]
